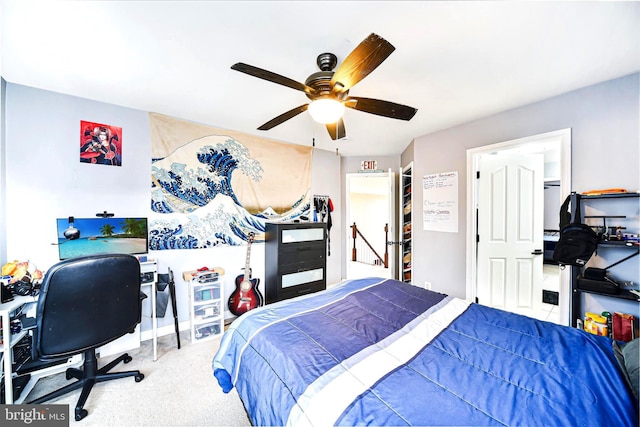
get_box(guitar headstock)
[247,232,255,244]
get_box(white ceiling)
[2,1,638,157]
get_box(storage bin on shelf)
[189,269,224,343]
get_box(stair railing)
[350,222,389,268]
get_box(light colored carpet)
[24,332,252,427]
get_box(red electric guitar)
[228,232,264,316]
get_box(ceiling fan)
[231,33,418,141]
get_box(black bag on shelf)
[553,193,600,267]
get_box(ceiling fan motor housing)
[305,71,333,99]
[305,53,348,101]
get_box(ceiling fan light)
[308,98,345,124]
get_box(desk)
[1,260,159,404]
[145,260,159,362]
[1,295,36,404]
[2,295,83,404]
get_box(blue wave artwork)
[149,135,311,249]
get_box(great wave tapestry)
[148,113,312,249]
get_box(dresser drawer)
[280,227,325,244]
[279,266,324,289]
[272,266,326,304]
[279,244,324,266]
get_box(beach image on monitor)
[56,217,148,260]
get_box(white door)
[386,170,396,279]
[477,153,545,319]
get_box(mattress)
[213,277,637,426]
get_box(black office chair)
[27,253,145,421]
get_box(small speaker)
[1,284,14,303]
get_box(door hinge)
[476,171,480,179]
[475,297,479,304]
[476,234,480,243]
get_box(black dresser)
[265,222,327,304]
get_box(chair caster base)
[75,408,88,421]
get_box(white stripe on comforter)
[286,297,472,427]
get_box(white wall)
[4,84,151,265]
[544,183,561,230]
[311,148,342,287]
[1,83,342,334]
[0,78,6,267]
[406,72,639,318]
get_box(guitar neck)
[244,239,252,279]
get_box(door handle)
[531,249,543,255]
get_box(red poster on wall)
[80,121,122,166]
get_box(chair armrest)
[137,291,148,325]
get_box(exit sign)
[360,160,377,170]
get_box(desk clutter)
[1,260,44,282]
[1,260,44,302]
[182,266,225,282]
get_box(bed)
[212,277,638,426]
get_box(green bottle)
[602,311,612,339]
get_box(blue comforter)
[213,278,638,426]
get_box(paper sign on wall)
[423,171,458,233]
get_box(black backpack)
[552,193,600,267]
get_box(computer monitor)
[56,217,148,260]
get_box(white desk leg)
[1,310,13,404]
[152,281,157,361]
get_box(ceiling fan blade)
[330,33,395,94]
[258,104,309,131]
[326,118,346,140]
[345,97,417,121]
[231,63,316,95]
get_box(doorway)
[466,129,572,325]
[346,172,395,280]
